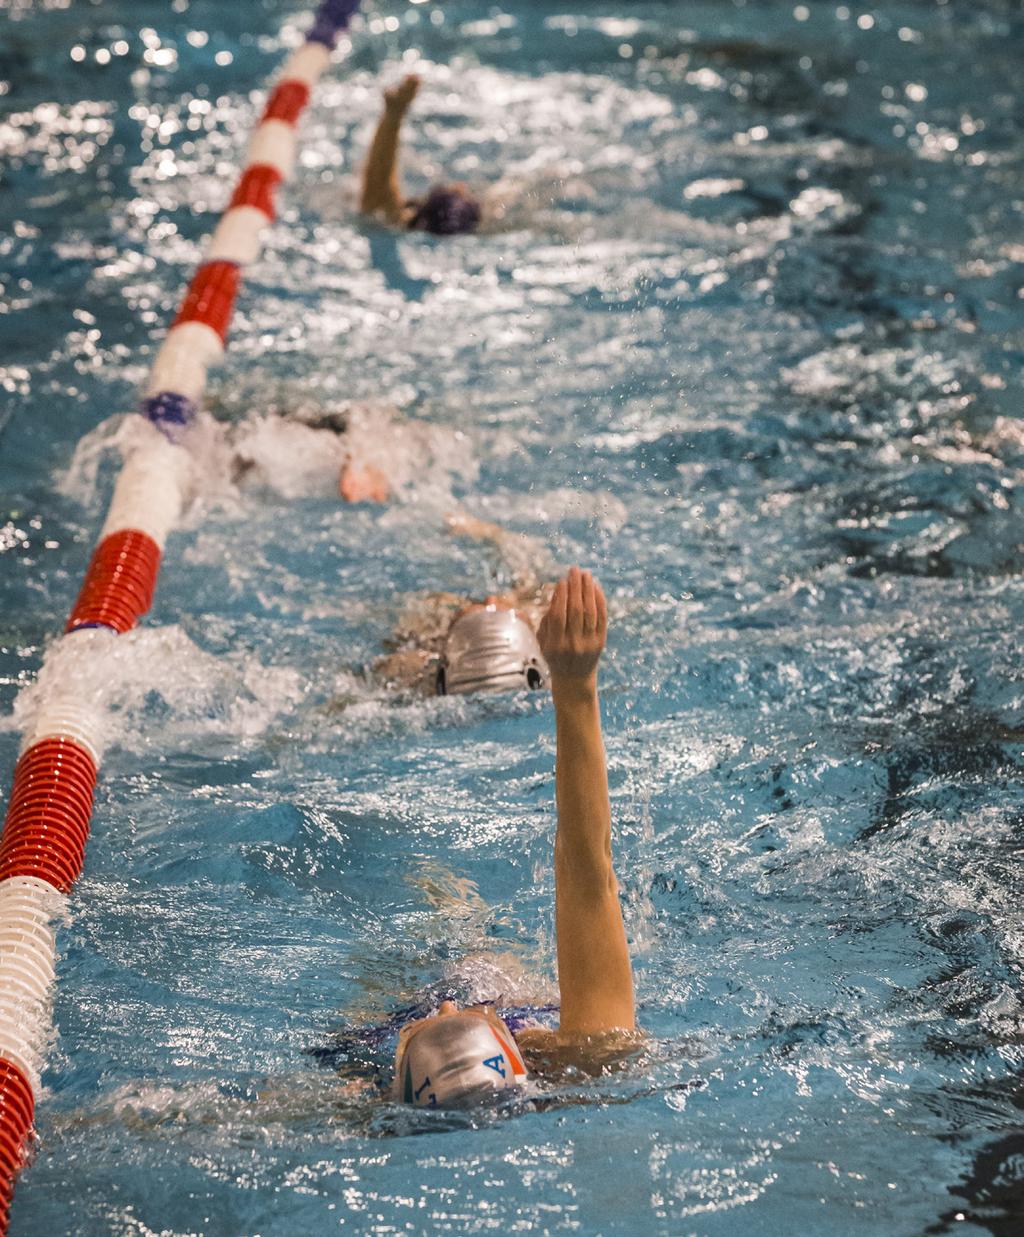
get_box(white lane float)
[0,1,363,1226]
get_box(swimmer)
[223,402,454,504]
[360,73,483,236]
[391,568,636,1106]
[374,511,557,696]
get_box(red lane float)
[0,1060,33,1228]
[66,529,162,634]
[171,259,242,343]
[0,847,83,897]
[0,1064,32,1154]
[5,805,90,842]
[8,739,97,785]
[0,740,98,893]
[262,79,311,125]
[230,163,284,220]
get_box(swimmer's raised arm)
[538,567,635,1035]
[360,73,420,222]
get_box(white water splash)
[3,626,305,757]
[782,342,959,400]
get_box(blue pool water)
[2,0,1024,1232]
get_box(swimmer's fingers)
[539,576,568,647]
[551,575,569,634]
[385,73,421,111]
[580,569,598,635]
[594,578,608,642]
[566,566,584,632]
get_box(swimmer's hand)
[339,462,390,503]
[538,567,606,693]
[384,73,420,114]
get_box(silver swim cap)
[396,1010,528,1108]
[438,606,548,696]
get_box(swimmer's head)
[394,1002,528,1108]
[437,604,548,696]
[407,185,482,236]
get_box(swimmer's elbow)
[555,836,617,898]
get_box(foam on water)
[2,626,305,757]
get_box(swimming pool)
[2,0,1024,1231]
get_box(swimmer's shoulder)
[518,1026,645,1079]
[373,648,439,695]
[389,591,466,651]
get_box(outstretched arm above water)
[360,74,419,223]
[538,567,635,1035]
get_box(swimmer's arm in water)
[360,74,420,224]
[445,511,520,553]
[539,567,636,1036]
[445,510,549,593]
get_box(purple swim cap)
[307,0,361,47]
[408,186,482,236]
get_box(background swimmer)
[374,512,557,695]
[227,404,392,502]
[360,73,483,235]
[198,399,473,505]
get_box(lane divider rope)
[0,1,361,1226]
